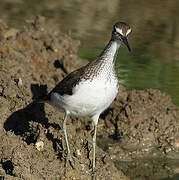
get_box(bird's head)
[112,21,132,51]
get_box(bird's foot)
[89,166,96,174]
[89,167,96,180]
[67,153,75,169]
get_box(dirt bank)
[0,16,178,180]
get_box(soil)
[0,16,178,180]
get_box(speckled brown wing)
[42,64,94,103]
[49,67,86,96]
[42,59,103,102]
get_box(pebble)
[18,78,23,88]
[35,141,44,151]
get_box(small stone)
[76,149,81,156]
[35,141,44,151]
[0,85,3,95]
[18,78,23,88]
[165,147,171,153]
[54,48,58,52]
[3,28,19,38]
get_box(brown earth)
[0,16,178,180]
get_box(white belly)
[50,78,118,117]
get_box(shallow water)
[115,157,179,180]
[97,136,179,180]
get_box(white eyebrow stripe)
[126,29,131,35]
[115,27,123,36]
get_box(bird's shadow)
[3,84,63,158]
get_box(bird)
[40,21,132,172]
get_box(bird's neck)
[99,39,121,64]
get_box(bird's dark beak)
[122,37,131,52]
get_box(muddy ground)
[0,16,179,180]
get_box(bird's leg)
[62,112,74,168]
[92,124,97,172]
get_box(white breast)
[53,79,118,116]
[50,77,118,117]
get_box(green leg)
[92,124,97,172]
[62,112,74,168]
